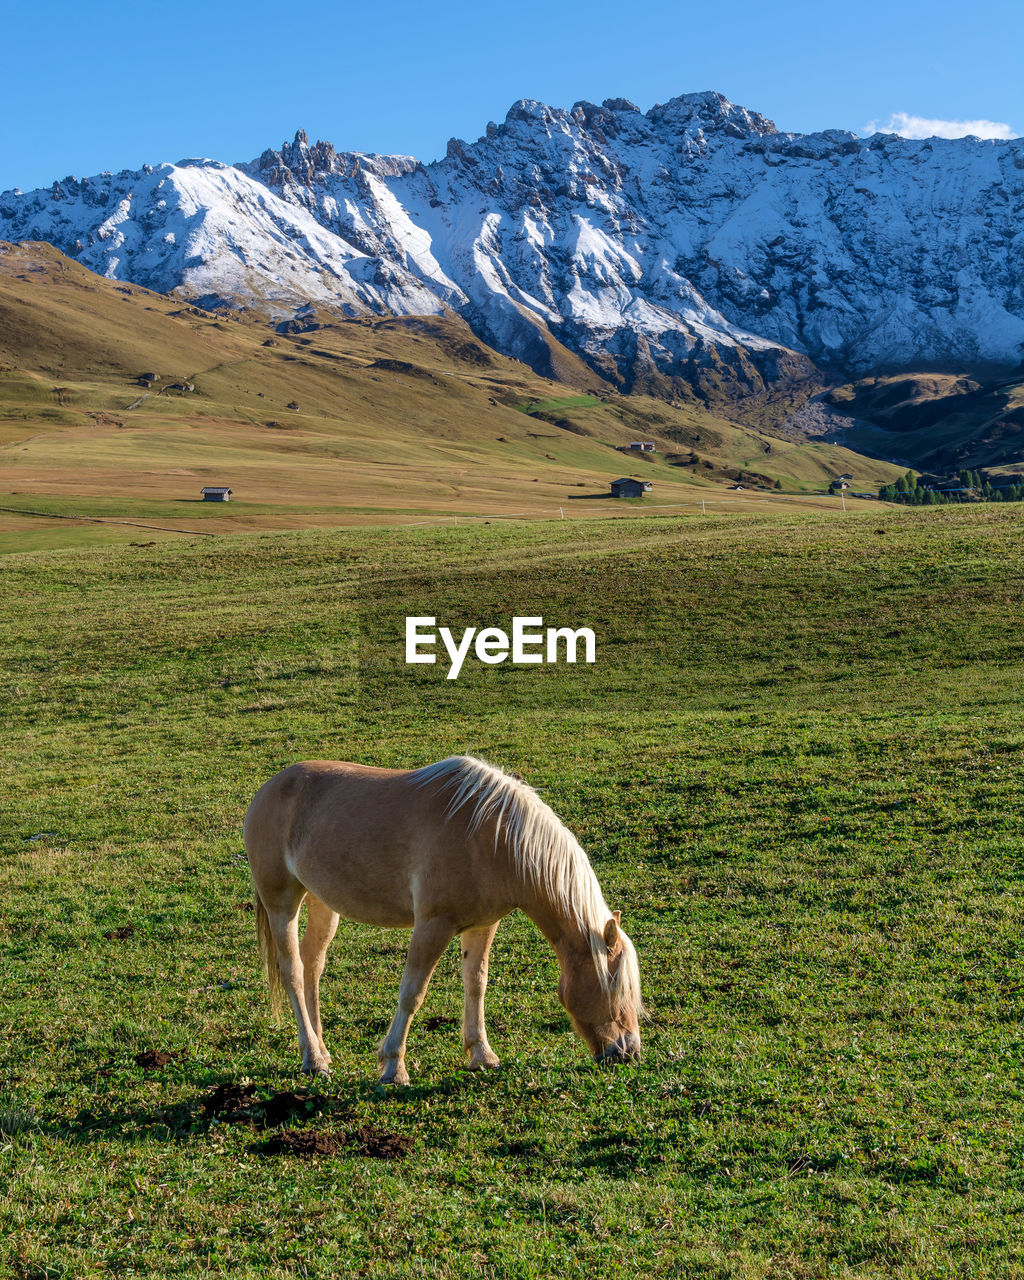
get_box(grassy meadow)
[2,505,1023,1277]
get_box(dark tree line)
[878,470,1024,505]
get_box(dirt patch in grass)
[134,1049,176,1070]
[200,1083,338,1128]
[103,925,136,940]
[201,1082,260,1121]
[257,1129,344,1157]
[254,1124,412,1160]
[422,1015,459,1031]
[350,1125,413,1159]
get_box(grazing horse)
[244,755,644,1084]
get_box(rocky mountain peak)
[601,98,641,114]
[1,89,1021,402]
[647,90,778,137]
[251,129,338,185]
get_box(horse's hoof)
[301,1062,331,1077]
[466,1050,500,1071]
[378,1065,410,1087]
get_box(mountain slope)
[825,370,1024,472]
[3,91,1021,404]
[0,240,905,550]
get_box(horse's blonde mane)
[412,755,644,1020]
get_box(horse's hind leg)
[265,892,331,1076]
[461,922,501,1071]
[379,915,456,1086]
[300,894,339,1065]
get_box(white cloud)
[862,112,1017,140]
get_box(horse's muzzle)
[597,1034,641,1064]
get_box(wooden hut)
[201,486,233,502]
[610,478,652,498]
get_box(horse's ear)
[604,916,619,949]
[612,910,621,926]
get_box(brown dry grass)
[0,240,905,549]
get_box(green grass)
[517,395,605,414]
[0,493,383,520]
[0,518,188,554]
[2,506,1023,1277]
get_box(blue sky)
[2,0,1021,191]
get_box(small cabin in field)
[611,478,652,498]
[201,486,232,502]
[628,441,656,452]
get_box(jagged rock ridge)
[1,91,1022,397]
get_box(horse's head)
[557,912,642,1063]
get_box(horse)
[243,755,644,1084]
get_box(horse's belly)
[326,898,415,928]
[289,847,416,929]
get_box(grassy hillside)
[0,241,905,552]
[2,506,1023,1277]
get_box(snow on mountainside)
[2,91,1023,397]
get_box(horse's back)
[244,761,444,926]
[246,761,410,832]
[244,759,522,931]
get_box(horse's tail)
[254,890,286,1024]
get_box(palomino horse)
[244,755,644,1084]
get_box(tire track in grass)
[0,504,215,537]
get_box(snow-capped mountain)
[2,91,1022,395]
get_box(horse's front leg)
[379,916,456,1085]
[461,922,501,1071]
